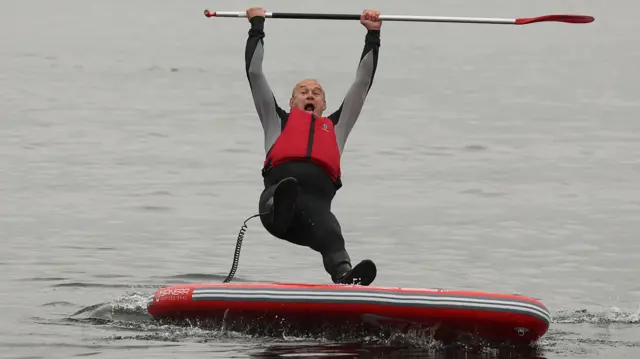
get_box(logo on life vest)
[322,123,329,132]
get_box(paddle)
[204,10,594,25]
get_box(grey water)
[1,0,638,358]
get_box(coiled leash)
[222,212,268,283]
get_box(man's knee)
[258,178,299,239]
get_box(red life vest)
[263,107,342,184]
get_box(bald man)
[244,6,381,285]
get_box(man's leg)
[317,211,354,283]
[298,194,376,285]
[293,192,353,281]
[259,177,376,285]
[258,177,299,239]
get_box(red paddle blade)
[515,14,595,25]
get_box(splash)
[69,290,154,325]
[553,306,640,324]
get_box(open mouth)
[304,104,315,112]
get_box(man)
[244,6,381,285]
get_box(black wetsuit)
[245,16,380,283]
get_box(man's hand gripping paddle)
[204,10,594,25]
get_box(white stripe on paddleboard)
[190,292,550,323]
[192,288,546,306]
[192,287,545,306]
[191,288,550,320]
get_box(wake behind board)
[147,282,551,345]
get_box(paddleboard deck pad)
[147,282,551,345]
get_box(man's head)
[289,79,326,117]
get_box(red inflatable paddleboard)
[147,282,550,344]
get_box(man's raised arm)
[329,11,381,154]
[245,7,286,153]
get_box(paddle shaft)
[204,10,594,25]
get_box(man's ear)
[289,97,294,108]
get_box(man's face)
[289,79,326,117]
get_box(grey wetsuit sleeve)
[329,30,380,154]
[245,16,288,153]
